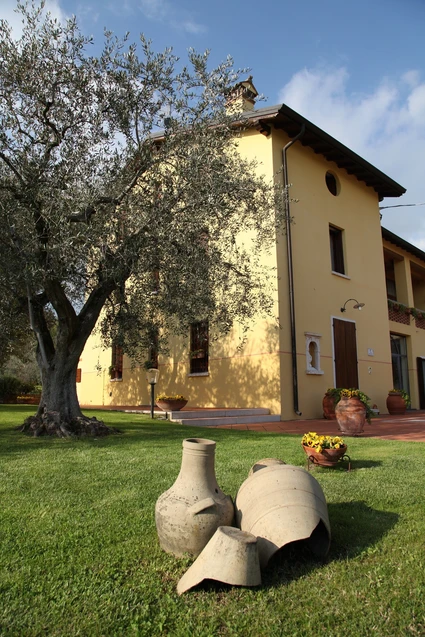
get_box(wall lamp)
[341,298,365,313]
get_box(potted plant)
[387,389,411,415]
[335,388,373,436]
[302,432,347,467]
[322,388,342,419]
[156,394,188,412]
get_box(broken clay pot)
[235,463,331,567]
[155,438,234,557]
[177,526,261,594]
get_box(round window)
[325,171,340,196]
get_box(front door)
[333,318,359,388]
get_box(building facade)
[77,89,425,419]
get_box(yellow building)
[78,83,425,419]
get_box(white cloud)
[0,0,67,37]
[278,67,425,249]
[137,0,206,34]
[180,20,206,35]
[139,0,168,21]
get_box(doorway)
[390,334,410,394]
[332,318,359,388]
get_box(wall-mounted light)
[341,298,365,313]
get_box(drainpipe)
[282,124,305,416]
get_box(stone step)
[171,414,282,427]
[169,408,271,420]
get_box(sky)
[2,0,425,247]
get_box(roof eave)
[382,227,425,263]
[242,103,406,200]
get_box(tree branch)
[0,152,26,187]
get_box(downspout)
[282,123,305,416]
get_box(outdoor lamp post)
[146,368,160,419]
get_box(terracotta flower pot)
[335,396,366,436]
[386,392,406,415]
[302,444,347,467]
[156,399,187,412]
[322,394,337,420]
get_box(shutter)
[333,319,358,388]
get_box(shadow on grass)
[349,459,383,469]
[173,501,399,594]
[305,458,383,472]
[259,501,399,587]
[0,410,287,455]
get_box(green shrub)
[0,375,23,402]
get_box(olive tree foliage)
[0,2,283,435]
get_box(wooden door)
[333,318,359,388]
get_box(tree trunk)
[18,335,119,437]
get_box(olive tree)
[0,2,282,436]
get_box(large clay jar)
[155,438,234,557]
[386,392,406,415]
[235,464,331,568]
[335,396,366,436]
[322,393,337,420]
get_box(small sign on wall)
[367,348,374,356]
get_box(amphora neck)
[180,438,218,486]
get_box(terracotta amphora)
[155,438,234,557]
[335,396,366,436]
[235,464,331,567]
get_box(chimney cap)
[226,76,259,111]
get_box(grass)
[0,405,425,636]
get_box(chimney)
[226,76,258,114]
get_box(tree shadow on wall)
[163,320,282,411]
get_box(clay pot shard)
[177,526,261,595]
[155,438,235,557]
[235,464,331,568]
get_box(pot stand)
[306,453,351,472]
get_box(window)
[110,344,123,380]
[385,259,397,300]
[190,321,209,374]
[390,334,410,394]
[329,225,345,275]
[386,278,397,301]
[325,171,340,196]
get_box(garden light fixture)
[146,368,160,419]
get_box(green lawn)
[1,406,424,636]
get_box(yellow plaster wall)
[272,130,393,418]
[78,128,282,413]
